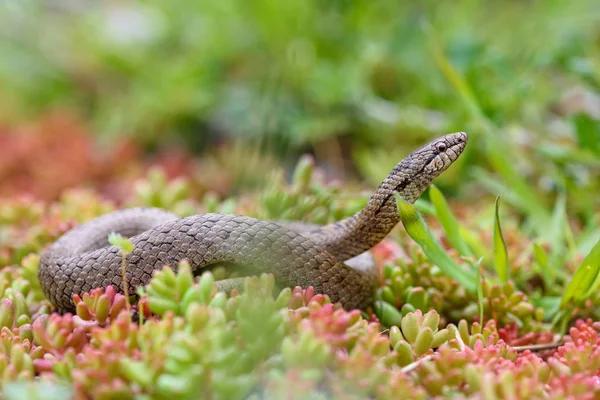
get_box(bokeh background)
[1,1,598,236]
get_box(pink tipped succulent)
[498,323,556,346]
[550,319,600,375]
[72,286,129,328]
[299,303,365,349]
[32,313,88,356]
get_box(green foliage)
[130,168,197,216]
[1,1,598,220]
[395,192,477,293]
[108,233,134,255]
[3,382,72,400]
[561,239,600,307]
[138,262,223,317]
[389,310,451,364]
[429,185,472,258]
[0,168,598,398]
[258,154,362,224]
[493,196,509,282]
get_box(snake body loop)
[39,133,468,311]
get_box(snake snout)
[448,131,468,145]
[445,132,468,158]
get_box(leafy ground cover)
[0,149,598,399]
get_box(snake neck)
[314,166,412,260]
[314,153,442,260]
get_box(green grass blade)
[533,243,549,268]
[429,185,472,257]
[547,192,567,251]
[544,193,570,284]
[475,258,485,324]
[576,215,600,255]
[414,199,436,216]
[561,239,600,306]
[395,192,477,293]
[493,196,509,282]
[533,242,552,287]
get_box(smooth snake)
[39,132,468,312]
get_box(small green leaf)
[291,155,315,192]
[406,287,428,310]
[422,311,440,332]
[394,340,414,366]
[493,196,509,282]
[400,312,419,344]
[429,185,472,257]
[108,233,134,255]
[561,239,600,306]
[395,192,476,293]
[374,300,403,327]
[414,327,434,356]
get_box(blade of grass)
[429,185,472,257]
[395,192,477,293]
[576,215,600,255]
[476,258,485,324]
[533,242,553,288]
[547,192,567,250]
[544,193,571,284]
[561,239,600,307]
[493,196,509,282]
[414,198,436,216]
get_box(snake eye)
[435,142,447,152]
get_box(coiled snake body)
[39,133,468,312]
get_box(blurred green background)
[0,1,598,226]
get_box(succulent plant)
[0,137,599,399]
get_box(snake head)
[393,132,468,203]
[420,131,468,175]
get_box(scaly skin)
[39,132,468,311]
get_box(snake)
[38,132,468,312]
